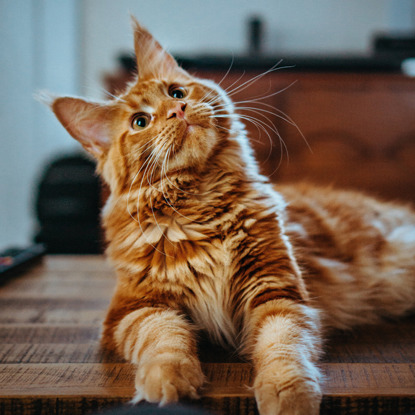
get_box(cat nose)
[167,102,187,119]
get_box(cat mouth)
[174,117,211,150]
[180,120,199,140]
[184,123,196,136]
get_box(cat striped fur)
[50,18,415,415]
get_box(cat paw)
[132,354,204,406]
[254,372,322,415]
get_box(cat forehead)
[120,79,168,109]
[123,78,210,107]
[128,79,168,97]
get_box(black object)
[0,244,46,282]
[247,16,264,55]
[373,32,415,57]
[34,153,103,254]
[94,403,213,415]
[119,53,137,73]
[118,52,403,73]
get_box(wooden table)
[0,256,414,415]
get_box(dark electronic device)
[0,244,46,282]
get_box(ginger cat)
[50,18,415,415]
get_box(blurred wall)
[0,0,80,251]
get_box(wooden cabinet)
[192,70,415,204]
[104,66,415,204]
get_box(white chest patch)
[191,274,237,348]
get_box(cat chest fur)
[109,210,243,345]
[105,183,290,346]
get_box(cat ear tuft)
[51,97,113,158]
[34,90,56,107]
[131,16,187,80]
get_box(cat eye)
[169,86,187,99]
[131,113,151,131]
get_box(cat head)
[51,18,238,194]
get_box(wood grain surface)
[0,256,414,415]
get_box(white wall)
[80,0,414,99]
[0,0,80,251]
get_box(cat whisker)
[201,57,235,104]
[238,103,298,129]
[146,144,176,249]
[82,82,128,102]
[127,149,155,219]
[126,146,158,222]
[221,111,276,151]
[216,124,233,133]
[234,81,298,106]
[158,136,212,198]
[132,133,164,160]
[127,160,152,238]
[213,95,310,157]
[127,142,172,257]
[204,94,227,109]
[159,147,200,224]
[216,54,235,88]
[145,145,162,188]
[204,90,232,109]
[221,79,297,108]
[226,60,294,99]
[235,105,310,155]
[202,73,244,109]
[235,106,285,136]
[207,64,310,157]
[137,147,173,257]
[222,70,247,95]
[212,112,288,173]
[200,55,236,106]
[213,98,291,128]
[161,167,211,198]
[215,100,292,125]
[126,171,142,221]
[213,107,282,138]
[237,114,285,169]
[213,112,278,141]
[240,113,290,171]
[202,72,246,108]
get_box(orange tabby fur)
[50,18,415,415]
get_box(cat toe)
[254,377,322,415]
[133,355,204,405]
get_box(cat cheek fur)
[50,17,415,415]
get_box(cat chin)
[167,126,218,171]
[184,124,196,137]
[181,124,205,145]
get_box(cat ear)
[51,97,113,158]
[131,17,187,80]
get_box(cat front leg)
[243,299,322,415]
[102,300,204,405]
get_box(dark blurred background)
[1,0,415,253]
